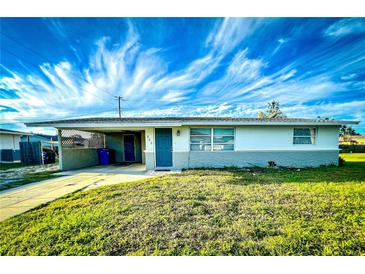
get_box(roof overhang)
[0,130,32,135]
[25,117,360,129]
[182,121,360,126]
[26,122,183,129]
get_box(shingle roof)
[25,116,359,127]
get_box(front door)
[124,135,135,162]
[155,128,172,167]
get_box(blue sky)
[1,18,365,134]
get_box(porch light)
[176,130,181,136]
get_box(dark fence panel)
[340,144,365,153]
[0,149,18,162]
[20,141,43,165]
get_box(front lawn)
[0,163,60,192]
[0,154,364,255]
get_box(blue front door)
[124,135,135,162]
[155,128,172,167]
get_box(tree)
[340,125,347,137]
[316,116,331,120]
[347,126,358,135]
[340,125,358,136]
[257,111,266,119]
[257,101,286,118]
[340,125,359,144]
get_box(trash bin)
[97,148,111,165]
[43,151,56,164]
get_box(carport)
[58,128,147,171]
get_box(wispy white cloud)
[126,100,365,129]
[341,73,358,81]
[161,90,190,103]
[200,48,264,98]
[324,18,365,38]
[206,18,267,54]
[278,69,297,81]
[0,18,269,124]
[43,18,68,40]
[1,18,364,134]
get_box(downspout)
[57,129,63,170]
[188,149,191,169]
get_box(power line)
[114,96,127,119]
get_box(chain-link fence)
[60,130,105,149]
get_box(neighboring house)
[26,117,359,171]
[340,134,365,144]
[0,129,31,163]
[20,133,58,150]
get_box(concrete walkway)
[0,164,157,222]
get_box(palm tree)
[340,125,358,136]
[257,101,286,118]
[340,125,359,144]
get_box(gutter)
[25,120,360,128]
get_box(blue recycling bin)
[97,148,110,165]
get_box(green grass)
[0,154,364,255]
[0,171,61,192]
[0,162,23,171]
[341,153,365,162]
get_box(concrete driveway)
[0,164,156,222]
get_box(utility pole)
[114,96,125,119]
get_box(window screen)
[293,128,317,144]
[190,128,234,151]
[190,128,211,151]
[212,128,234,151]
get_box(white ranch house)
[0,129,31,163]
[26,117,359,171]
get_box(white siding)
[144,125,340,170]
[314,126,340,149]
[0,133,20,150]
[144,128,155,152]
[172,126,189,152]
[235,126,339,150]
[141,131,146,164]
[176,125,340,152]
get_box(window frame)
[293,127,318,145]
[189,127,235,152]
[190,128,212,152]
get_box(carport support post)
[57,129,63,170]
